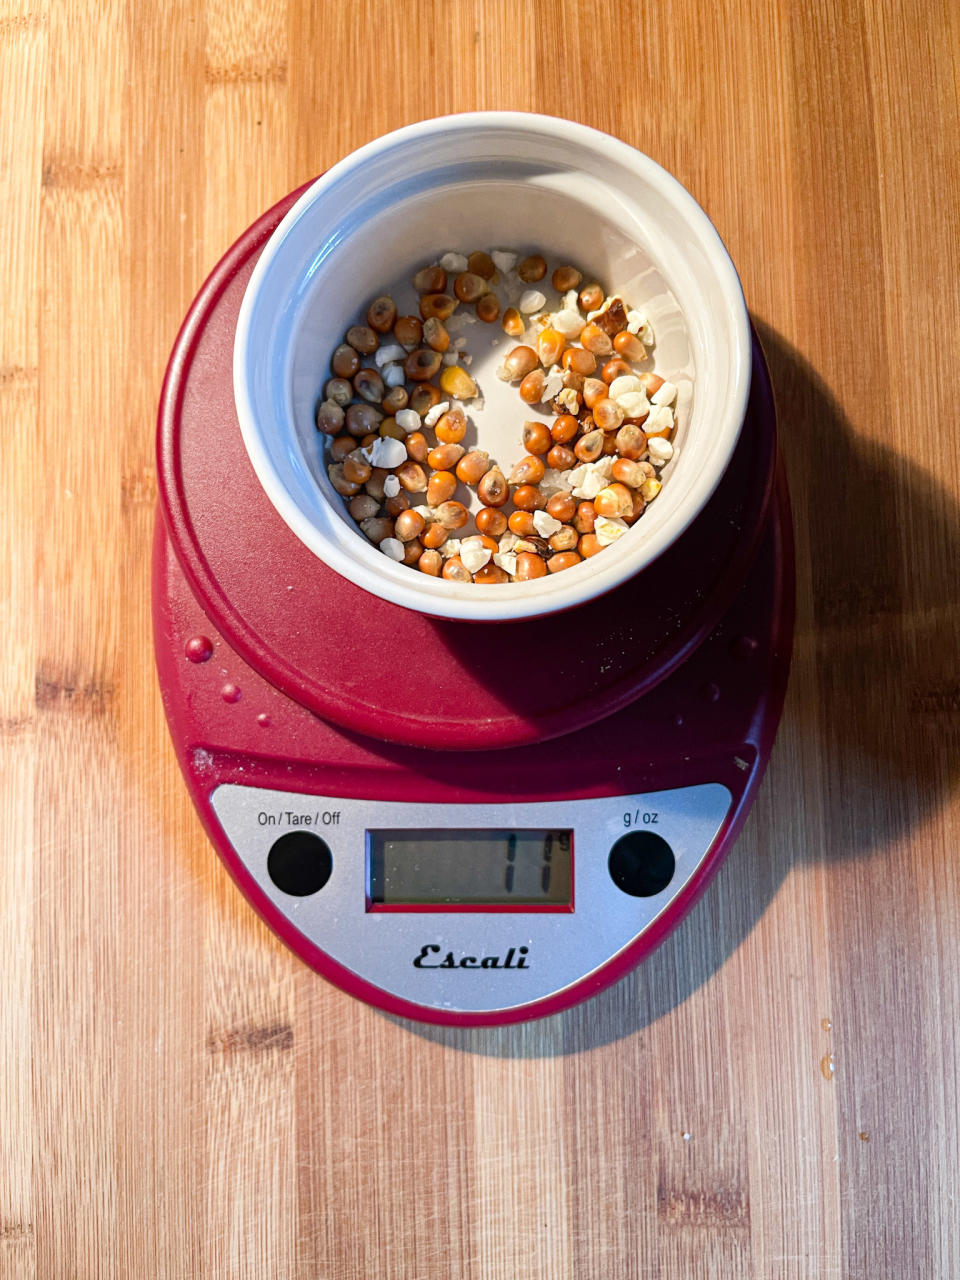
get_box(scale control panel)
[211,784,731,1015]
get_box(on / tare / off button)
[267,831,333,896]
[608,831,676,897]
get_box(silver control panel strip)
[210,784,731,1013]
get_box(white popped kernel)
[382,363,406,387]
[557,388,580,414]
[498,531,520,553]
[460,543,492,574]
[540,468,569,495]
[572,469,608,500]
[495,364,512,381]
[395,408,420,433]
[532,510,562,537]
[374,343,406,367]
[542,372,564,401]
[491,250,517,273]
[500,271,524,305]
[445,312,476,332]
[617,392,651,420]
[519,289,547,314]
[595,516,629,546]
[453,337,467,350]
[651,380,677,406]
[365,436,407,468]
[383,474,401,498]
[412,505,433,519]
[423,401,450,427]
[647,436,675,464]
[626,310,645,334]
[563,289,581,311]
[442,351,458,366]
[593,455,615,478]
[441,538,461,558]
[439,251,469,272]
[380,537,404,561]
[494,552,518,576]
[461,353,473,366]
[552,309,586,339]
[645,405,675,435]
[609,375,644,400]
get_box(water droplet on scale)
[221,682,241,704]
[731,634,759,660]
[820,1053,835,1081]
[185,635,213,663]
[256,712,271,728]
[859,1131,870,1142]
[821,1018,832,1031]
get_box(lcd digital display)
[367,829,572,905]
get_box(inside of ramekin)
[237,117,749,620]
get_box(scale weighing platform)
[153,188,794,1027]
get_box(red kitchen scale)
[153,187,794,1027]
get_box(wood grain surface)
[3,1,959,1276]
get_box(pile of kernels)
[315,250,679,583]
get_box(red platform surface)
[157,189,777,752]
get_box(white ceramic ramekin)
[234,112,751,622]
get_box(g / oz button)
[608,831,676,897]
[267,831,333,896]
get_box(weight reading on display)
[367,829,573,906]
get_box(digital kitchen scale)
[153,187,794,1026]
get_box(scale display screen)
[367,829,572,906]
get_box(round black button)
[608,831,676,897]
[267,831,332,896]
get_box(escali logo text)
[413,944,530,970]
